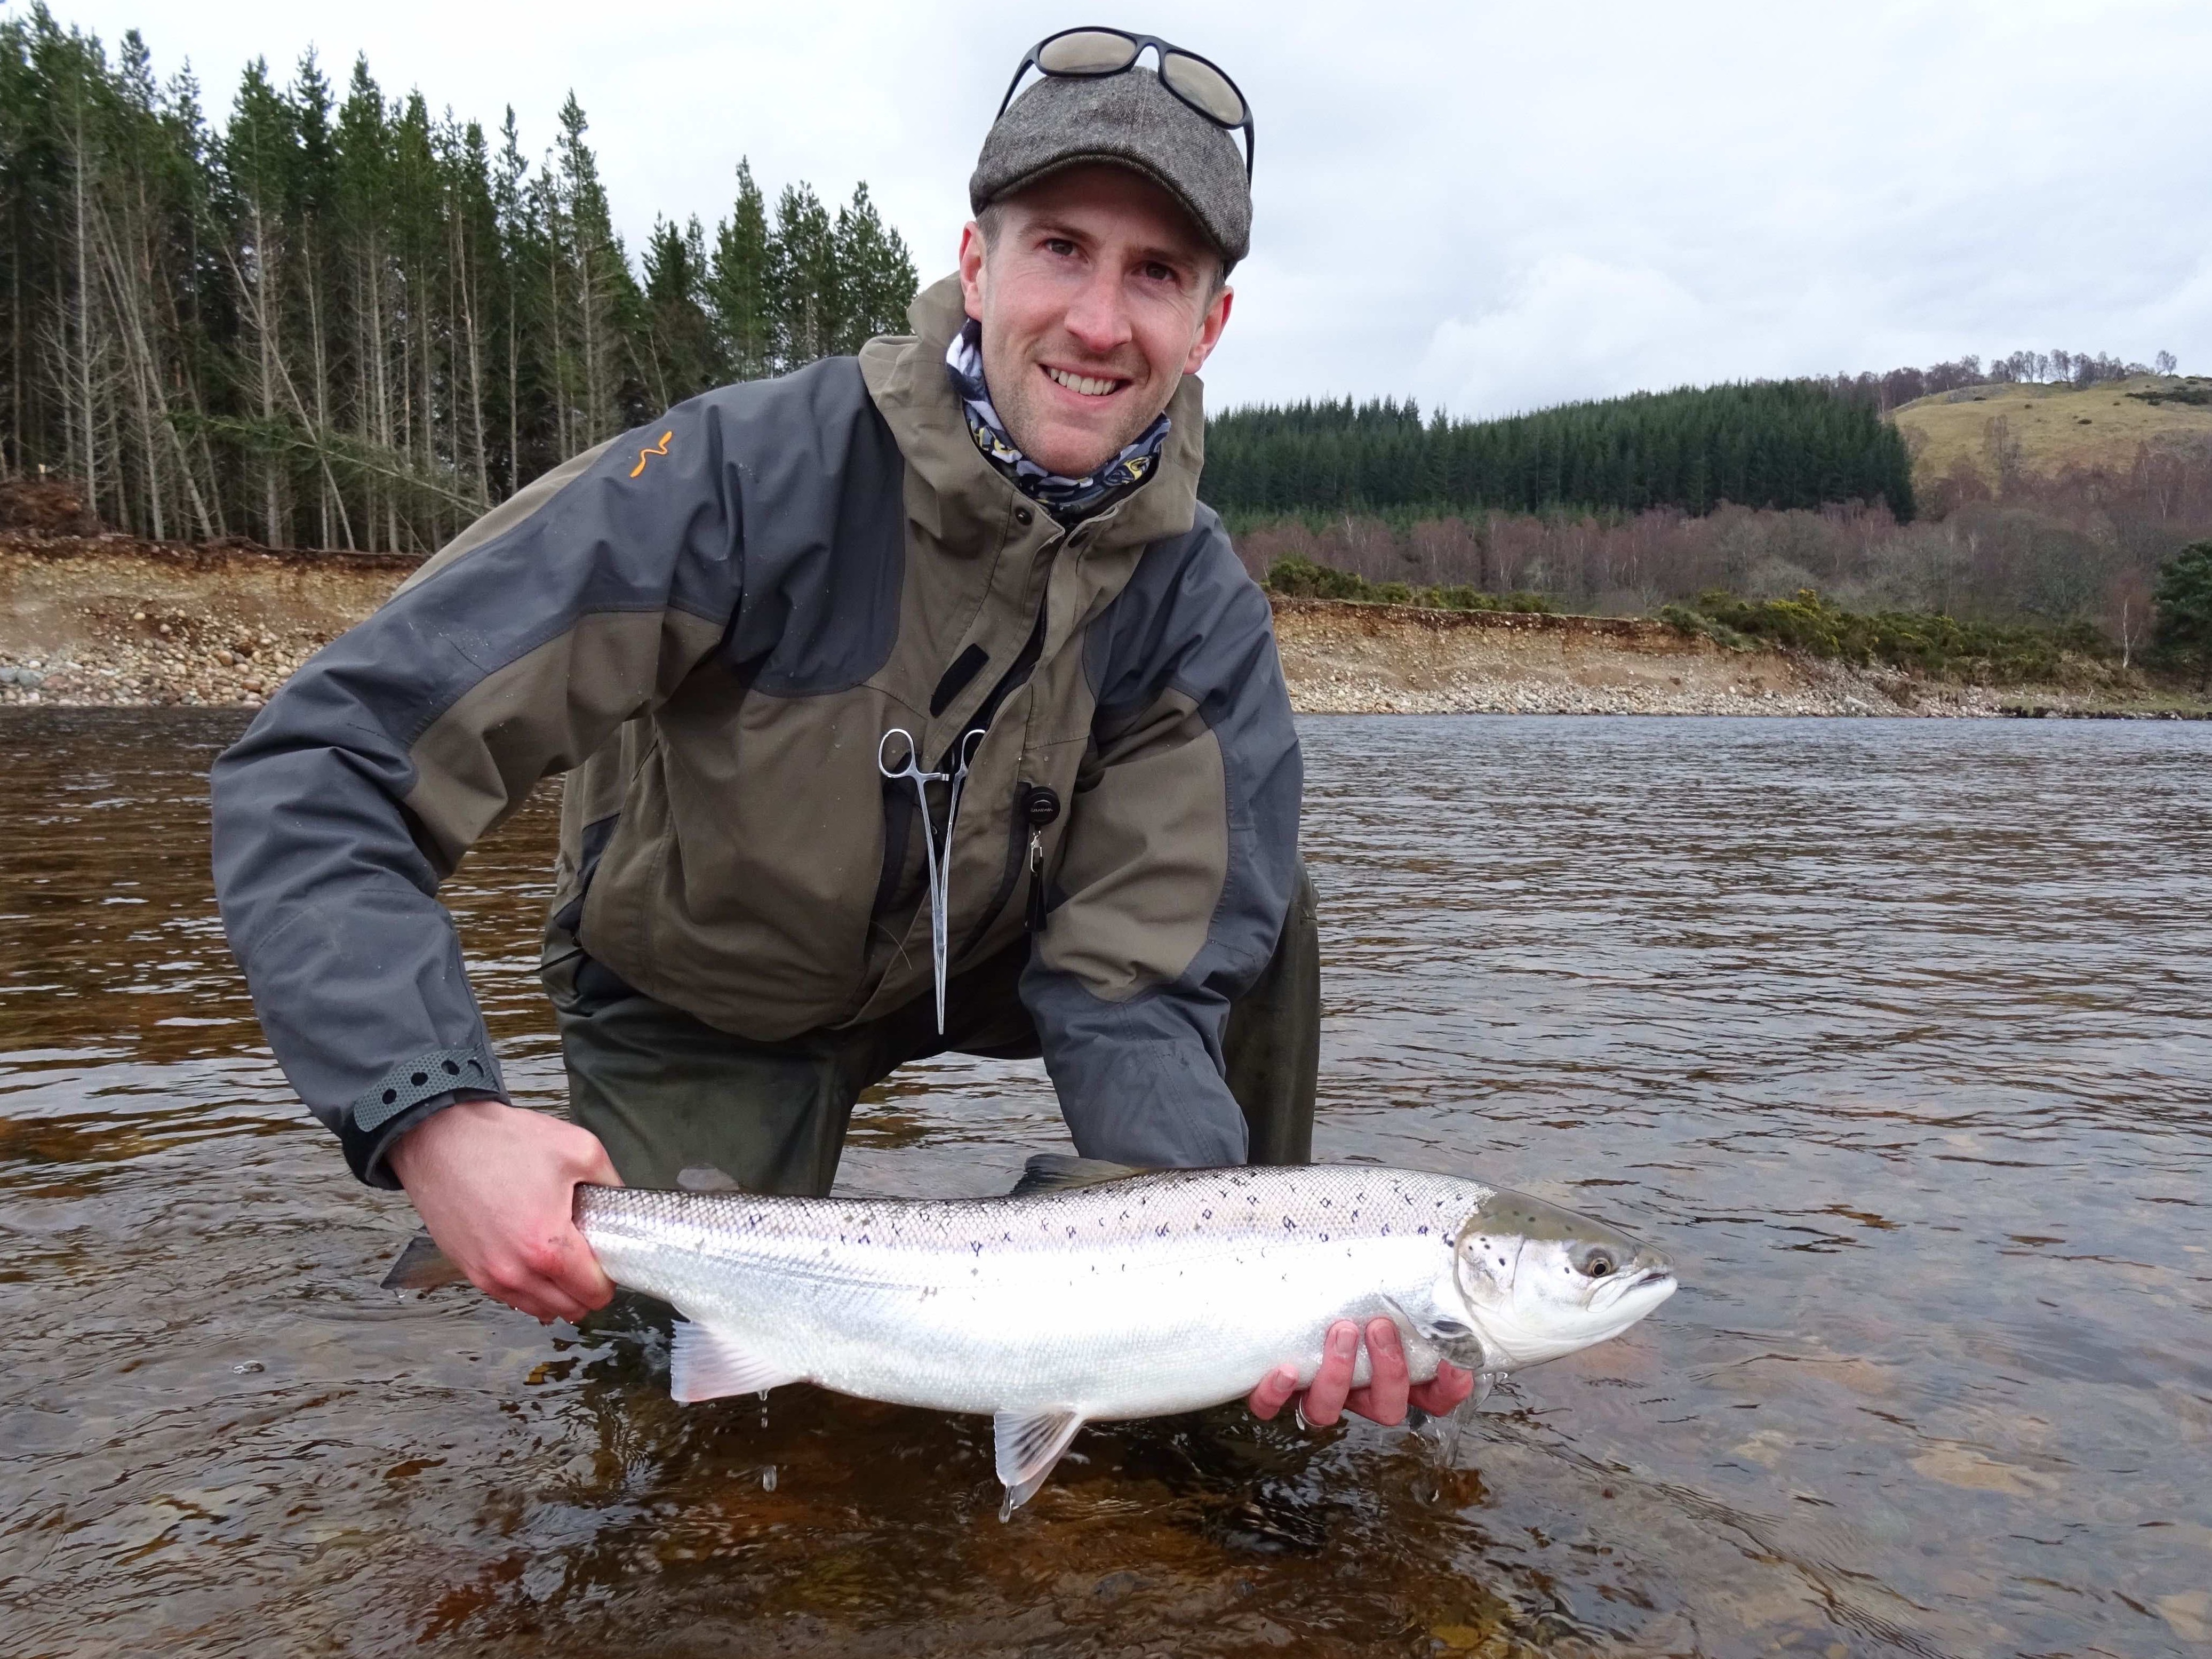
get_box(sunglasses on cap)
[996,27,1255,180]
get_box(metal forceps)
[877,725,987,1032]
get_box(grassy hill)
[1892,374,2212,486]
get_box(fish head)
[1449,1189,1675,1370]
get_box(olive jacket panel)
[209,276,1302,1184]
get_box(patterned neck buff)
[945,319,1171,523]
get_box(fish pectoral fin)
[380,1231,467,1291]
[675,1165,746,1193]
[992,1407,1087,1514]
[1009,1154,1150,1197]
[668,1321,801,1403]
[1381,1294,1494,1373]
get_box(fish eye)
[1580,1251,1616,1279]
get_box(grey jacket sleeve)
[1022,509,1303,1167]
[210,404,746,1186]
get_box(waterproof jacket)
[210,277,1303,1186]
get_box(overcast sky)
[49,0,2212,417]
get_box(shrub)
[1687,588,2112,683]
[1262,555,1558,614]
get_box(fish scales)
[585,1165,1568,1418]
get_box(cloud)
[1415,254,1714,417]
[47,0,2212,418]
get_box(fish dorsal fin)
[1009,1154,1149,1198]
[993,1407,1087,1517]
[380,1230,467,1291]
[668,1321,801,1403]
[676,1164,747,1192]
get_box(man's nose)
[1062,268,1132,358]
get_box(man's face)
[958,165,1233,480]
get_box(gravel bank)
[0,532,409,709]
[1269,598,2204,719]
[2,532,2202,720]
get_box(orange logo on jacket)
[629,430,673,478]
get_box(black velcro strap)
[929,643,990,716]
[352,1047,497,1135]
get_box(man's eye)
[1141,263,1177,283]
[1043,238,1076,257]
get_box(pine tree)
[769,181,836,370]
[831,180,916,352]
[640,213,718,408]
[708,158,772,381]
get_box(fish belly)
[594,1229,1446,1420]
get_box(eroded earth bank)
[2,529,2203,719]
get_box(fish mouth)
[1592,1264,1676,1313]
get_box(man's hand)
[1245,1317,1478,1429]
[387,1099,621,1324]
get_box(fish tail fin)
[380,1230,468,1291]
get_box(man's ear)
[958,222,988,323]
[1182,283,1233,377]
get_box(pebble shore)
[2,536,2203,721]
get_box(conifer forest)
[0,8,919,553]
[1198,383,1919,522]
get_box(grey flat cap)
[970,69,1250,266]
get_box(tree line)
[0,7,918,552]
[1820,347,2182,414]
[1233,426,2212,659]
[1199,381,1918,525]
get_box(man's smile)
[1041,363,1131,400]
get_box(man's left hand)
[1245,1317,1477,1428]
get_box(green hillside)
[1892,376,2212,488]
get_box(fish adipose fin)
[668,1321,801,1403]
[1009,1155,1149,1197]
[993,1407,1087,1516]
[380,1231,467,1291]
[676,1165,746,1192]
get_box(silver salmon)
[386,1156,1675,1511]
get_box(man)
[211,29,1472,1432]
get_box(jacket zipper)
[1021,785,1061,934]
[953,780,1058,961]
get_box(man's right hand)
[387,1099,621,1324]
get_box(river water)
[3,710,2209,1658]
